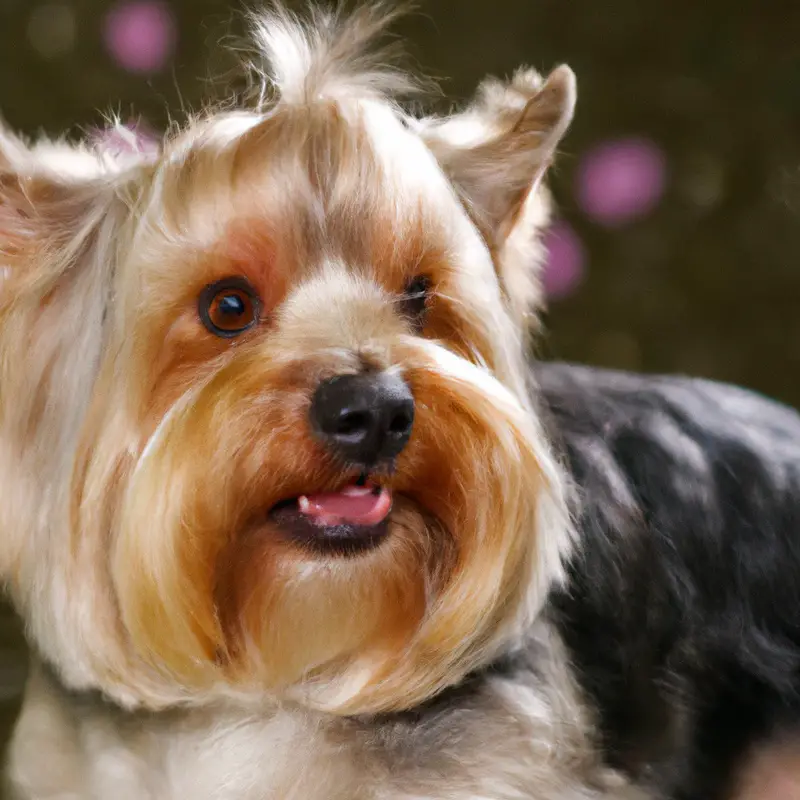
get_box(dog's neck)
[7,659,356,800]
[5,626,636,800]
[9,623,640,800]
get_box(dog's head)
[0,4,575,713]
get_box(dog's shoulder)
[537,361,800,555]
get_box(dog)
[0,4,798,799]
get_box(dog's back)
[541,362,800,800]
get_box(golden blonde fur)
[0,5,642,799]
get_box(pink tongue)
[298,485,392,527]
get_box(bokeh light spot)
[577,137,667,226]
[104,1,176,74]
[542,220,586,300]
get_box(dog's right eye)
[401,275,431,332]
[198,277,262,338]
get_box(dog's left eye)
[401,275,431,330]
[198,277,262,338]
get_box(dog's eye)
[401,275,431,330]
[198,277,261,338]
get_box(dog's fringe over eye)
[401,275,431,331]
[198,277,262,338]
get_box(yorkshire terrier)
[1,4,799,800]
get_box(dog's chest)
[9,691,366,800]
[7,661,642,800]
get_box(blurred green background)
[0,0,799,766]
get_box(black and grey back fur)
[538,363,800,800]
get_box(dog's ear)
[0,122,123,292]
[421,65,576,327]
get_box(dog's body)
[1,5,799,800]
[8,363,800,799]
[544,364,800,800]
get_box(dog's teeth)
[342,485,371,497]
[298,496,311,513]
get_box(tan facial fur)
[0,3,576,717]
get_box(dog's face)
[0,7,575,713]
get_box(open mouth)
[269,479,393,556]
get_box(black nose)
[309,372,415,467]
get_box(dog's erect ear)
[422,65,576,243]
[421,66,576,326]
[0,121,123,289]
[1,124,72,273]
[1,120,158,274]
